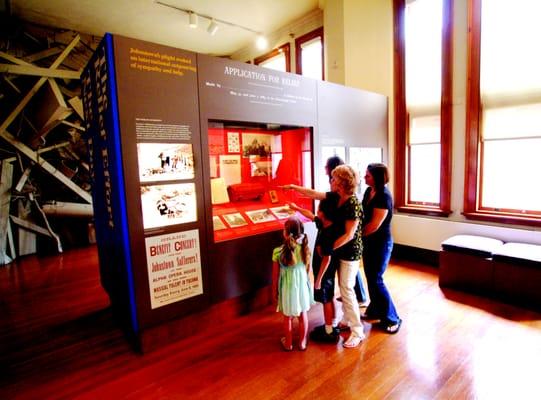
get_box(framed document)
[223,213,248,228]
[245,209,275,224]
[227,131,240,153]
[269,190,279,203]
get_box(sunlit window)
[254,44,290,73]
[295,27,324,80]
[478,0,541,213]
[394,0,452,216]
[259,53,287,72]
[405,0,443,205]
[409,116,441,203]
[300,39,322,79]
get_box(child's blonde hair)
[280,216,309,267]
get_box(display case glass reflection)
[208,121,313,242]
[349,147,382,195]
[318,146,346,190]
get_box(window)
[465,0,541,225]
[254,43,291,72]
[393,0,453,216]
[295,27,324,80]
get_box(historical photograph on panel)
[212,215,227,231]
[270,205,295,220]
[242,133,272,157]
[245,209,276,224]
[137,143,194,182]
[222,212,248,228]
[141,182,197,229]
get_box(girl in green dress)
[272,216,314,351]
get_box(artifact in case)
[208,121,313,242]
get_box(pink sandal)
[280,337,293,351]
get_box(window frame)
[254,43,291,72]
[393,0,453,217]
[464,0,541,226]
[295,27,324,80]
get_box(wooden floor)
[1,246,540,400]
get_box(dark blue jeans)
[362,237,399,325]
[354,270,367,303]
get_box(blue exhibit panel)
[81,34,139,335]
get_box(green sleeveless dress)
[272,244,315,317]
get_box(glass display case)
[208,121,313,242]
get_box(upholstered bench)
[439,235,504,294]
[492,242,541,310]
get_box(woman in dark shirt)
[361,163,401,334]
[283,165,365,347]
[326,156,367,306]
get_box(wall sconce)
[207,19,219,36]
[188,12,198,28]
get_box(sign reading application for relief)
[145,229,203,309]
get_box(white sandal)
[343,333,364,348]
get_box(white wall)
[322,0,345,84]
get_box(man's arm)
[288,202,315,221]
[280,184,326,200]
[315,255,331,290]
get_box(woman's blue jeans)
[362,237,399,324]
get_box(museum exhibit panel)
[196,53,319,305]
[82,34,209,349]
[83,34,388,351]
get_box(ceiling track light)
[155,1,268,46]
[188,12,198,28]
[207,19,219,36]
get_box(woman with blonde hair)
[282,164,365,348]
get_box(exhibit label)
[145,229,203,309]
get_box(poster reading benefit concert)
[145,229,203,309]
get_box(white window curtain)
[405,0,443,204]
[259,53,287,72]
[300,38,322,80]
[480,0,541,212]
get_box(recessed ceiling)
[11,0,320,56]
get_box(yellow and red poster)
[145,229,203,309]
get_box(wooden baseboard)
[391,243,439,267]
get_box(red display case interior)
[208,121,313,242]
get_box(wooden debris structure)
[1,22,100,264]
